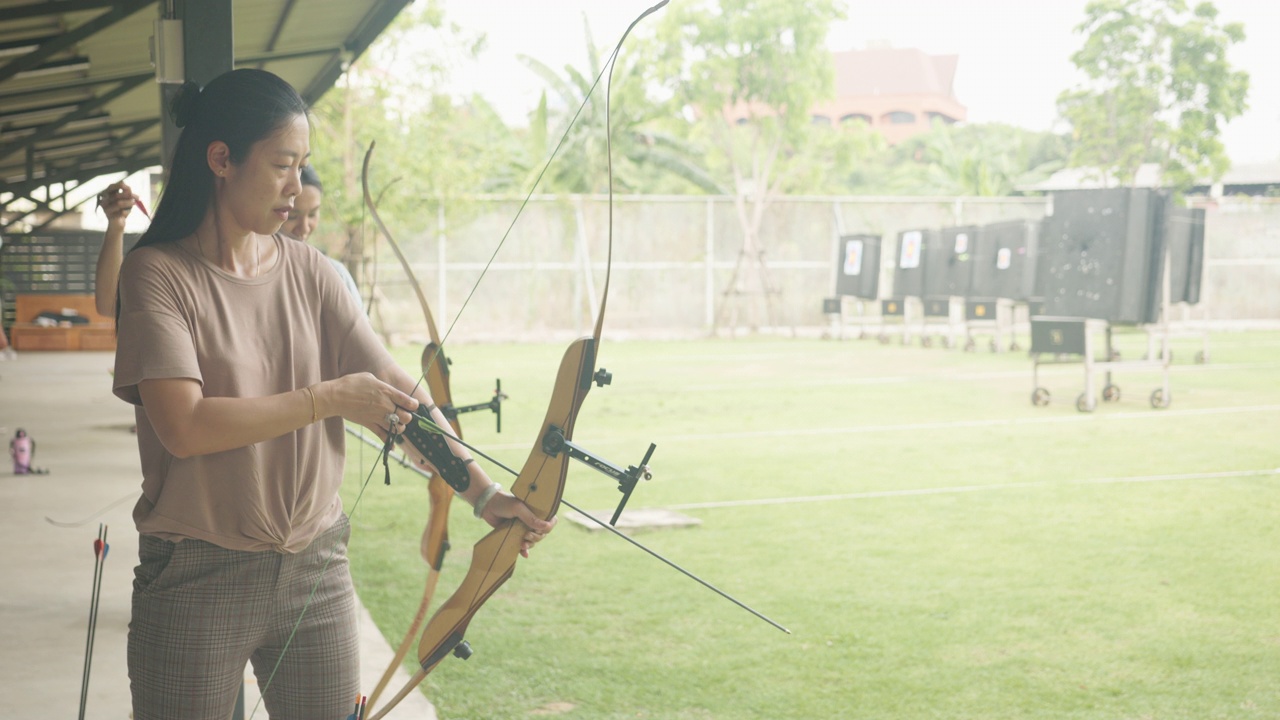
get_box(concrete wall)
[1195,197,1280,321]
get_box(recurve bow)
[365,3,785,717]
[359,141,505,711]
[354,4,785,718]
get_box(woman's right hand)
[98,181,139,230]
[317,372,419,437]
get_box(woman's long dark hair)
[116,70,306,323]
[134,69,308,252]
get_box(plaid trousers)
[129,514,359,720]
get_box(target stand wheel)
[1102,384,1121,403]
[1076,393,1094,413]
[1031,388,1050,407]
[1150,388,1170,409]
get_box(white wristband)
[473,482,502,519]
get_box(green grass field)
[342,330,1280,719]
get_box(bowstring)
[419,1,667,381]
[247,142,391,712]
[252,4,668,715]
[388,2,667,665]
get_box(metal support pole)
[704,198,715,330]
[158,0,234,178]
[437,201,447,325]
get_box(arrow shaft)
[353,422,788,634]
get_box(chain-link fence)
[4,196,1276,343]
[354,194,1060,342]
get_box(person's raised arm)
[94,181,140,316]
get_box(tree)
[509,16,721,195]
[307,1,508,337]
[877,122,1071,196]
[308,1,495,244]
[656,0,845,332]
[1057,0,1249,190]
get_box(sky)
[435,0,1280,166]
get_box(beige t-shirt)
[114,235,386,553]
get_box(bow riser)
[422,340,453,386]
[420,351,459,567]
[411,336,595,674]
[420,479,452,569]
[511,336,595,516]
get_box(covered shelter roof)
[0,0,409,230]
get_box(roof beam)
[302,0,411,103]
[1,184,82,230]
[237,45,344,67]
[260,0,300,66]
[14,55,91,80]
[0,73,149,163]
[0,0,154,85]
[0,121,156,187]
[0,1,123,22]
[0,71,152,104]
[1,146,157,209]
[1,117,153,146]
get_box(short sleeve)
[328,257,362,308]
[113,248,202,405]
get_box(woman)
[281,164,361,306]
[113,68,553,720]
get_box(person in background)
[10,428,34,474]
[0,316,11,360]
[94,180,143,317]
[112,68,553,720]
[0,232,13,359]
[281,164,361,308]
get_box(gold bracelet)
[304,385,317,423]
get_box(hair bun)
[169,81,203,128]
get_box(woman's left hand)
[480,493,557,558]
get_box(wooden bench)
[9,294,116,351]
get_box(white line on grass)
[661,468,1280,511]
[663,403,1280,443]
[673,362,1280,393]
[480,403,1280,451]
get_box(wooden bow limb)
[366,4,670,717]
[343,425,449,712]
[367,336,596,720]
[361,142,464,713]
[366,332,788,720]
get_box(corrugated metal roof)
[0,0,409,230]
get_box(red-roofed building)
[814,47,967,144]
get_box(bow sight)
[541,423,654,526]
[542,361,656,526]
[439,377,507,433]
